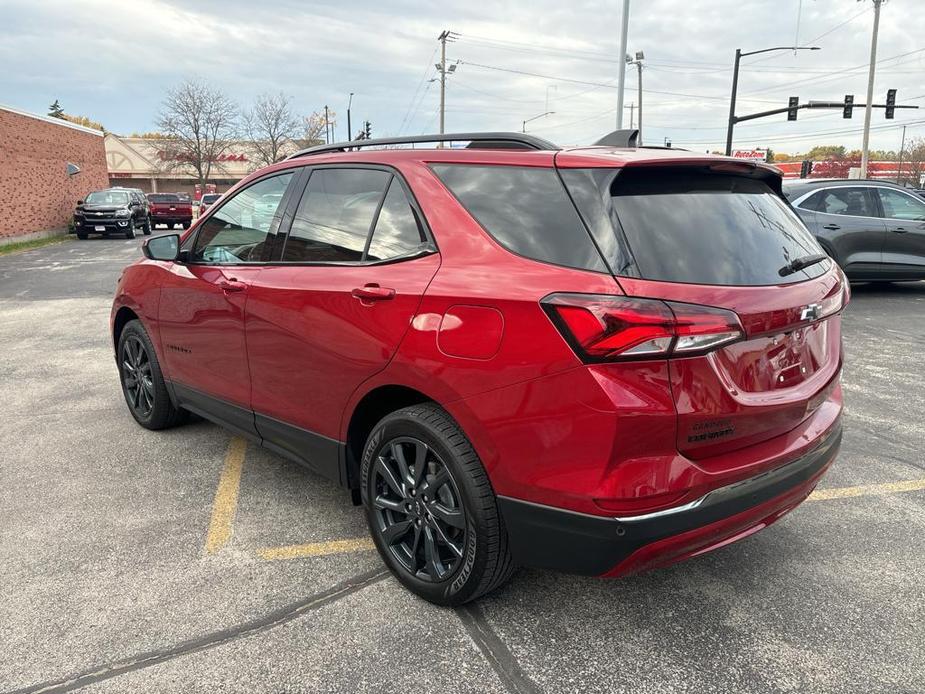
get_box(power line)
[397,47,438,135]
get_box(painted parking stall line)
[204,436,247,554]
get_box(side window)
[366,178,425,261]
[431,164,607,273]
[282,168,390,262]
[193,173,293,264]
[876,188,925,220]
[812,187,878,218]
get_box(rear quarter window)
[430,164,606,273]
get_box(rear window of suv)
[431,164,607,273]
[562,167,828,286]
[148,194,181,203]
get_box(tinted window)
[148,194,181,203]
[283,168,390,262]
[803,187,877,217]
[367,178,425,261]
[876,188,925,220]
[431,164,606,272]
[193,173,293,263]
[566,168,826,286]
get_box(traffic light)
[800,160,813,178]
[364,120,372,138]
[843,94,854,119]
[885,89,896,119]
[787,97,799,121]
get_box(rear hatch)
[148,194,191,217]
[558,158,847,459]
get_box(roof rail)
[286,132,559,160]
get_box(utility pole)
[860,0,885,179]
[896,124,907,184]
[436,30,458,139]
[347,92,354,142]
[627,51,644,145]
[324,105,330,144]
[629,102,634,129]
[725,45,820,155]
[616,0,630,129]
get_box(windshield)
[202,194,220,203]
[562,167,829,286]
[148,194,180,203]
[85,191,130,206]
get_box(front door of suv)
[797,186,886,277]
[157,172,295,435]
[244,166,439,481]
[875,186,925,277]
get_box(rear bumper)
[497,420,841,577]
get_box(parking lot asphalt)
[1,234,923,694]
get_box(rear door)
[245,165,439,480]
[561,165,847,459]
[796,186,887,275]
[874,186,925,275]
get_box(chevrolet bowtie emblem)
[800,303,821,321]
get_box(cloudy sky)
[1,0,923,154]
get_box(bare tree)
[900,137,925,187]
[156,81,239,187]
[243,92,301,167]
[297,110,334,149]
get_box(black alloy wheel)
[143,216,152,235]
[371,436,467,582]
[120,335,155,419]
[125,219,136,240]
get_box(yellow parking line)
[204,436,248,554]
[257,538,376,561]
[809,477,925,501]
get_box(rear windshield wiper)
[778,253,828,277]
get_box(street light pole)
[616,0,630,129]
[860,0,885,178]
[896,124,907,184]
[522,111,554,133]
[347,92,354,142]
[725,45,820,155]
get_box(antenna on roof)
[594,129,639,148]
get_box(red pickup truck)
[146,193,193,230]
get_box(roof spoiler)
[593,129,639,148]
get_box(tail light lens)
[541,293,744,362]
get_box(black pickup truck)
[74,189,151,239]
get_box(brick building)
[0,104,109,243]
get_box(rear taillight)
[541,293,744,363]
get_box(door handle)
[822,224,841,231]
[890,227,908,233]
[218,278,247,293]
[352,284,396,303]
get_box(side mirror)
[142,233,180,261]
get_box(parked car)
[199,193,221,214]
[784,178,925,281]
[75,188,150,239]
[146,193,193,229]
[112,132,847,605]
[112,187,151,218]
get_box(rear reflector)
[541,293,744,362]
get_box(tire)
[125,220,136,240]
[182,221,191,229]
[117,319,186,430]
[76,231,88,240]
[143,217,152,235]
[361,403,514,606]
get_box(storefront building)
[105,134,255,197]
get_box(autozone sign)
[732,149,768,162]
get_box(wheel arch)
[112,305,140,352]
[343,385,434,489]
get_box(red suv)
[111,132,846,605]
